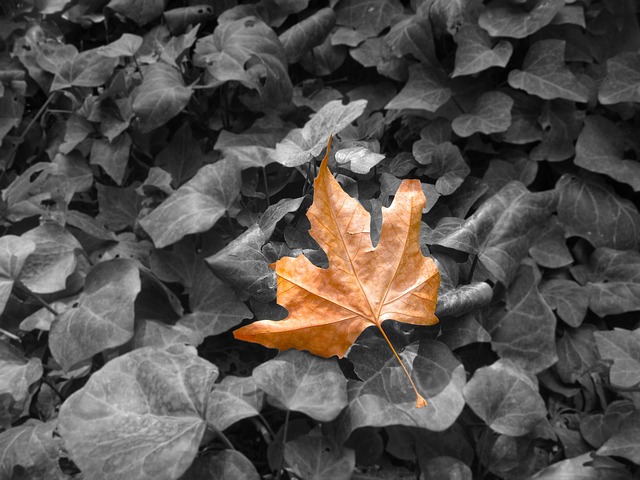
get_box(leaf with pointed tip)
[485,262,557,372]
[336,338,465,441]
[430,182,558,286]
[48,46,118,91]
[452,23,513,77]
[96,184,142,231]
[574,115,640,192]
[133,320,203,349]
[0,235,35,314]
[583,249,640,317]
[597,412,640,464]
[556,324,599,384]
[385,64,451,112]
[556,175,640,251]
[90,133,131,185]
[49,259,141,371]
[0,86,24,144]
[272,100,367,167]
[0,340,43,428]
[206,376,264,431]
[529,452,597,479]
[0,421,65,480]
[133,63,192,133]
[599,51,640,104]
[252,350,347,422]
[58,345,217,480]
[156,123,204,187]
[463,358,546,436]
[479,0,565,38]
[528,217,572,269]
[19,224,81,294]
[335,146,385,174]
[140,159,241,248]
[97,33,143,57]
[418,143,470,195]
[284,430,355,480]
[508,40,588,102]
[280,8,336,64]
[438,312,491,351]
[452,91,513,137]
[540,279,588,327]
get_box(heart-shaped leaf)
[0,421,65,479]
[49,259,141,371]
[0,235,35,314]
[252,350,347,422]
[206,376,264,431]
[479,0,565,38]
[452,91,513,137]
[597,413,640,464]
[385,64,451,112]
[453,24,513,77]
[58,344,217,480]
[280,8,336,64]
[599,51,640,105]
[540,279,588,327]
[463,358,546,436]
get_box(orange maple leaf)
[234,136,440,407]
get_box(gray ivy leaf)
[97,33,143,57]
[437,312,491,351]
[139,159,241,248]
[337,338,465,441]
[485,262,557,373]
[90,132,131,185]
[206,376,264,431]
[155,122,205,187]
[421,457,472,480]
[508,40,588,102]
[133,63,193,133]
[477,433,538,478]
[272,99,367,167]
[435,282,493,319]
[556,174,640,251]
[598,51,640,104]
[479,0,565,38]
[540,279,588,327]
[385,14,436,65]
[44,46,119,91]
[284,429,355,480]
[0,86,24,144]
[58,344,217,480]
[0,235,35,314]
[0,340,43,429]
[279,7,336,64]
[528,216,573,269]
[299,36,348,77]
[574,115,640,192]
[0,421,65,480]
[252,350,347,422]
[133,320,203,349]
[334,0,403,36]
[482,155,538,199]
[452,23,512,77]
[163,6,215,36]
[530,99,584,162]
[556,324,599,384]
[96,184,142,231]
[582,248,640,317]
[597,412,640,464]
[194,17,291,107]
[463,358,546,436]
[415,143,469,195]
[452,91,513,137]
[106,0,165,25]
[49,259,141,371]
[385,64,451,112]
[180,450,260,480]
[581,401,635,449]
[215,126,285,169]
[529,453,598,479]
[497,91,543,145]
[19,224,81,294]
[335,146,385,174]
[596,328,640,389]
[430,182,558,286]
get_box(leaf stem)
[262,166,270,207]
[276,409,290,480]
[377,324,427,408]
[15,91,59,147]
[0,327,20,341]
[209,424,236,450]
[14,281,60,316]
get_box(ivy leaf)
[530,100,584,162]
[528,216,573,269]
[574,115,640,192]
[279,7,336,64]
[133,63,193,134]
[284,430,355,480]
[415,142,470,195]
[96,33,143,57]
[452,23,513,77]
[508,40,588,102]
[0,235,35,314]
[0,421,65,480]
[49,259,141,371]
[463,358,547,436]
[0,340,43,429]
[428,0,471,35]
[422,457,472,480]
[334,146,385,174]
[540,279,588,328]
[41,46,119,91]
[582,248,640,317]
[0,86,25,143]
[479,0,565,38]
[597,413,640,465]
[598,51,640,104]
[182,450,260,480]
[451,91,513,137]
[155,122,204,187]
[334,0,403,36]
[485,262,557,373]
[106,0,166,26]
[19,224,81,294]
[385,64,451,112]
[96,184,142,231]
[58,344,217,480]
[206,376,264,431]
[556,175,640,251]
[556,324,599,384]
[90,133,131,185]
[194,16,292,106]
[139,159,241,248]
[272,100,367,167]
[252,350,347,422]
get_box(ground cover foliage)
[0,0,639,478]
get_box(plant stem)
[275,409,290,480]
[15,281,60,316]
[209,424,236,450]
[377,324,427,408]
[262,166,270,207]
[0,327,20,341]
[15,91,58,147]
